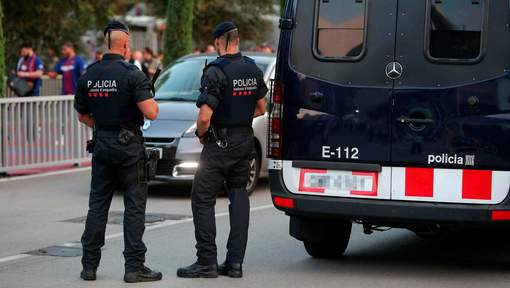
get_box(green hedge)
[164,0,194,66]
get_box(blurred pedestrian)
[142,47,160,79]
[94,50,103,62]
[205,44,216,53]
[16,43,44,96]
[45,47,59,73]
[258,43,273,54]
[49,42,86,95]
[131,50,148,76]
[157,50,164,63]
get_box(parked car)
[143,52,276,194]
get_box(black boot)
[124,266,163,283]
[80,269,97,281]
[177,262,218,278]
[218,262,243,278]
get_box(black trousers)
[192,128,254,265]
[81,130,148,273]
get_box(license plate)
[299,169,378,196]
[146,147,163,159]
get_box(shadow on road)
[298,225,510,275]
[148,182,193,199]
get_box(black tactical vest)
[81,56,144,128]
[208,55,261,127]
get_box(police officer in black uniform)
[74,21,162,283]
[177,21,268,279]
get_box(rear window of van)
[426,0,486,63]
[314,0,367,60]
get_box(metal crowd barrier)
[0,96,92,173]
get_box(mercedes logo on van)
[385,62,403,80]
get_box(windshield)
[154,57,269,102]
[154,59,204,101]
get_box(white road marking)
[0,204,275,265]
[0,254,31,264]
[0,167,91,183]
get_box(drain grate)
[62,211,191,226]
[26,242,82,257]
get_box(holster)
[86,128,97,154]
[145,148,159,181]
[118,129,135,145]
[86,139,95,153]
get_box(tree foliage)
[0,0,277,73]
[2,0,134,72]
[192,0,275,49]
[163,0,194,65]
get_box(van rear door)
[281,0,398,199]
[390,0,510,204]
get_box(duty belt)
[208,126,252,148]
[96,124,141,133]
[95,125,144,145]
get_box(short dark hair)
[219,30,240,45]
[144,47,154,56]
[20,42,32,49]
[62,42,74,49]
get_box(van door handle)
[309,92,323,103]
[396,117,434,124]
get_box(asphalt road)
[1,169,510,288]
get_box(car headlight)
[182,123,197,138]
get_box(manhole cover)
[62,211,191,225]
[26,242,82,257]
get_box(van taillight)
[268,80,283,159]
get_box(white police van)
[268,0,510,258]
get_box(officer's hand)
[86,118,96,128]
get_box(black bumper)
[269,170,510,224]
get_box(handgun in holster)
[86,128,97,153]
[117,128,136,145]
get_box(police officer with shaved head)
[75,20,162,283]
[177,21,268,279]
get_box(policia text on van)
[268,0,510,258]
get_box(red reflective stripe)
[350,172,378,196]
[273,197,294,209]
[298,169,326,193]
[405,167,434,197]
[462,170,492,200]
[491,211,510,221]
